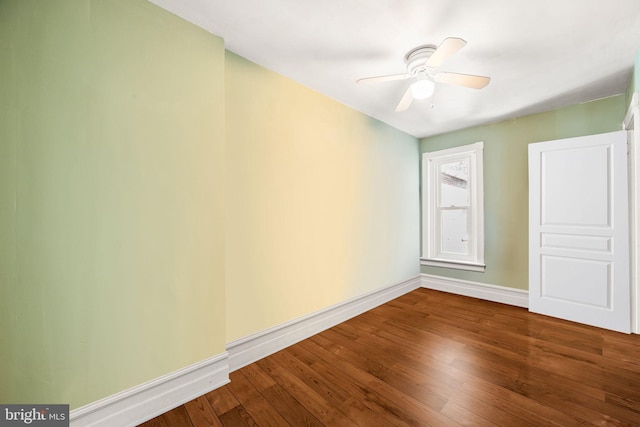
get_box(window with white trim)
[421,142,485,272]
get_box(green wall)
[225,52,420,342]
[420,95,627,289]
[625,48,639,105]
[0,0,226,409]
[636,47,640,92]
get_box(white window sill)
[420,258,486,272]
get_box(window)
[421,142,485,272]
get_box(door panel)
[529,131,630,333]
[541,145,610,226]
[541,256,610,307]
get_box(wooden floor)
[139,288,640,426]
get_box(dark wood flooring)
[139,288,640,426]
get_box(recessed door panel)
[541,256,611,308]
[541,234,611,253]
[541,146,610,227]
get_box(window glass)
[439,159,469,207]
[441,209,469,255]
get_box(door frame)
[624,91,640,334]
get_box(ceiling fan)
[357,38,491,112]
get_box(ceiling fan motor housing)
[405,45,436,76]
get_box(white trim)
[623,92,638,130]
[422,142,485,269]
[227,275,421,372]
[420,273,528,308]
[420,258,486,272]
[624,91,640,334]
[70,353,229,427]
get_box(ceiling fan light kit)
[357,37,491,112]
[410,79,435,100]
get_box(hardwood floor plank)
[217,406,258,426]
[255,354,336,424]
[278,347,351,406]
[205,383,241,416]
[454,380,568,427]
[140,405,194,427]
[225,371,289,427]
[237,362,276,392]
[602,332,640,370]
[291,340,397,426]
[305,335,456,426]
[328,325,452,412]
[137,289,640,427]
[328,396,392,427]
[137,414,176,427]
[184,396,223,427]
[459,378,585,427]
[308,337,461,426]
[439,400,500,427]
[259,383,324,427]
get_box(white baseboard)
[227,275,422,372]
[70,353,229,427]
[66,274,526,426]
[421,273,529,308]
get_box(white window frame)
[421,142,485,272]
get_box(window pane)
[441,208,469,255]
[440,160,469,207]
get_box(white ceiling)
[149,0,640,138]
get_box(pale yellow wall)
[225,52,420,342]
[0,0,226,409]
[420,95,627,289]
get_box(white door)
[529,131,630,333]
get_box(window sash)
[437,206,472,259]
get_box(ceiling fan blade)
[356,73,411,85]
[395,87,414,112]
[434,72,491,89]
[425,37,467,68]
